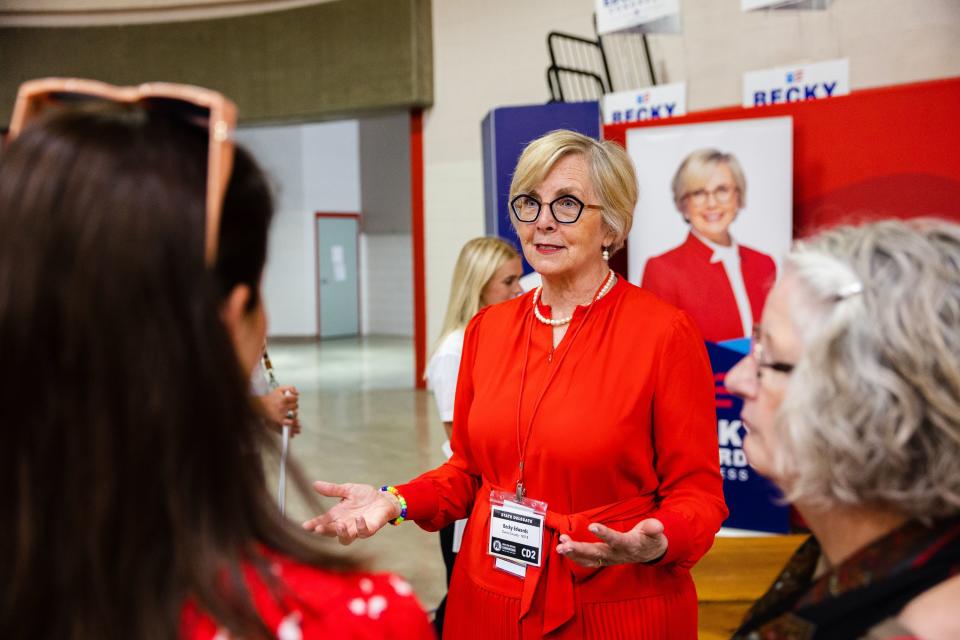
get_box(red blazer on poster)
[642,232,776,343]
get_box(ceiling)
[0,0,341,26]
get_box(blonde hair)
[671,148,747,210]
[432,236,519,358]
[509,129,637,253]
[774,219,960,520]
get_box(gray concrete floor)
[262,336,448,612]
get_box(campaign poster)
[743,58,849,108]
[627,117,792,340]
[710,339,790,532]
[602,82,687,125]
[626,117,793,532]
[596,0,681,35]
[742,0,831,10]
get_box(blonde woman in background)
[427,236,522,635]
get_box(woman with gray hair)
[642,148,776,343]
[303,130,728,638]
[722,219,960,639]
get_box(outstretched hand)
[556,518,668,568]
[302,481,401,545]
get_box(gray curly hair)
[775,218,960,520]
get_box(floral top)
[180,549,434,639]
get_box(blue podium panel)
[481,102,600,273]
[709,339,791,533]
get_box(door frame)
[410,109,426,388]
[314,211,362,339]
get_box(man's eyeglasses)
[684,184,737,207]
[510,194,601,224]
[751,323,795,376]
[7,77,237,267]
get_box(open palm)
[556,518,668,568]
[302,481,400,545]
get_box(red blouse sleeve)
[648,310,728,568]
[396,308,488,530]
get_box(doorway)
[315,213,360,338]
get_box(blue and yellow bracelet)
[380,485,407,525]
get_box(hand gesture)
[556,518,668,568]
[259,385,301,435]
[302,481,401,545]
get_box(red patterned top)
[180,549,435,639]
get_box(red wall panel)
[603,77,960,237]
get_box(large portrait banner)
[626,117,793,532]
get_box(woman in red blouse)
[641,148,776,343]
[304,130,727,638]
[0,79,432,640]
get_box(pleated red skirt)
[441,564,698,640]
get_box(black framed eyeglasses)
[510,194,601,224]
[751,323,795,376]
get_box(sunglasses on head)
[7,77,237,267]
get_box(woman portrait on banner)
[642,148,777,343]
[304,129,728,639]
[0,78,433,639]
[427,235,523,635]
[721,219,960,639]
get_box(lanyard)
[514,271,614,501]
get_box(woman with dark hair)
[0,80,432,640]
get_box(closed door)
[316,217,359,338]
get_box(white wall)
[422,0,960,349]
[361,234,414,336]
[238,115,415,339]
[236,120,361,337]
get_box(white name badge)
[488,491,547,568]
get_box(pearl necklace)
[532,269,617,327]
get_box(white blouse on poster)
[425,327,468,552]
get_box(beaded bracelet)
[380,485,407,526]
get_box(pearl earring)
[602,246,610,261]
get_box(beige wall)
[422,0,960,346]
[650,0,960,110]
[423,1,597,347]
